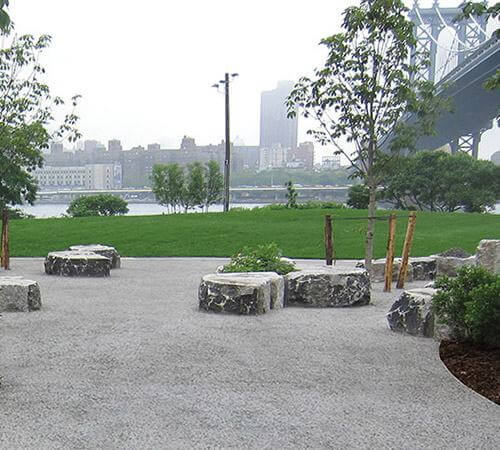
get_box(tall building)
[259,81,298,150]
[108,139,123,152]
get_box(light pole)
[212,72,238,212]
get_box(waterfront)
[18,201,500,218]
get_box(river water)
[18,203,266,218]
[18,202,500,218]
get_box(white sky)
[8,0,500,161]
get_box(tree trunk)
[364,185,377,275]
[1,207,10,270]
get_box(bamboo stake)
[324,215,333,266]
[396,212,417,289]
[384,214,397,292]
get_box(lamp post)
[212,72,238,212]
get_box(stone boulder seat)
[0,276,41,312]
[199,272,284,315]
[68,244,121,269]
[285,268,370,307]
[45,251,111,277]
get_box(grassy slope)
[9,208,500,259]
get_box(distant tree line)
[152,161,223,213]
[346,151,500,213]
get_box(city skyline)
[7,0,499,161]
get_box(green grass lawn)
[8,208,500,259]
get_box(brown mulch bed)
[440,340,500,405]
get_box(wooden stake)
[396,212,417,289]
[1,208,10,270]
[324,215,333,266]
[384,214,397,292]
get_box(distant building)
[83,140,99,153]
[147,143,161,151]
[34,163,122,190]
[180,136,197,150]
[232,146,260,171]
[321,153,341,169]
[287,142,315,170]
[108,139,123,152]
[259,144,288,170]
[260,81,298,150]
[50,142,64,154]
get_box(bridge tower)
[409,1,489,158]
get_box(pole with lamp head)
[212,72,238,212]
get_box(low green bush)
[433,266,500,347]
[67,194,129,217]
[222,243,296,275]
[7,207,34,220]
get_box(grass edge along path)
[9,208,500,259]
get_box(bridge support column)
[449,130,483,159]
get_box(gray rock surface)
[45,251,111,277]
[476,239,500,274]
[199,273,272,315]
[0,276,41,312]
[1,258,499,449]
[386,288,436,337]
[436,255,476,277]
[410,257,436,281]
[285,268,370,307]
[69,244,121,269]
[212,272,285,309]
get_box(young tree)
[285,180,298,208]
[0,31,80,268]
[152,163,186,213]
[204,160,223,212]
[287,0,445,272]
[185,162,206,212]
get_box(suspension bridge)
[408,1,499,158]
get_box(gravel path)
[1,258,498,449]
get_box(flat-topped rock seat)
[357,257,436,282]
[285,268,370,307]
[386,288,437,337]
[199,273,282,315]
[0,276,41,312]
[45,251,111,277]
[436,255,476,277]
[68,244,121,269]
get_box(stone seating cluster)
[386,239,499,339]
[45,244,121,277]
[199,268,370,315]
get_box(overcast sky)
[8,0,499,160]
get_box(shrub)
[222,243,296,275]
[67,194,129,217]
[259,201,345,211]
[346,184,370,209]
[433,266,500,347]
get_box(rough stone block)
[436,255,476,277]
[199,274,273,315]
[476,239,500,275]
[213,272,285,309]
[45,251,111,277]
[410,257,436,281]
[386,288,436,337]
[0,276,41,312]
[285,268,370,307]
[68,244,121,269]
